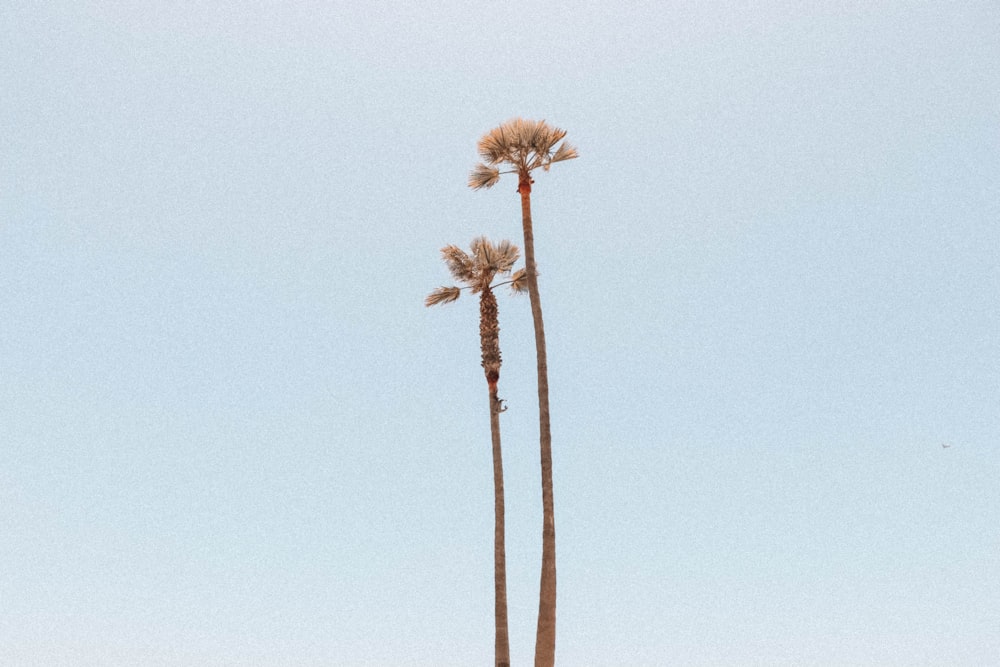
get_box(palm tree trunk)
[489,386,510,667]
[481,286,510,667]
[519,173,557,667]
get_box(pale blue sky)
[3,2,999,665]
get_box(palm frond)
[477,125,512,164]
[492,238,520,273]
[440,245,475,283]
[471,236,492,271]
[509,268,528,294]
[468,163,501,190]
[550,141,579,164]
[425,285,462,306]
[512,118,533,151]
[470,236,521,275]
[547,125,568,146]
[530,120,566,157]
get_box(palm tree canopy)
[425,237,522,306]
[469,118,578,190]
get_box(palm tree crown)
[425,237,526,304]
[469,118,579,190]
[426,237,526,388]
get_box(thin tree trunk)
[481,286,510,667]
[519,174,557,667]
[489,386,510,667]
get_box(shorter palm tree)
[426,237,526,667]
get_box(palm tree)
[426,237,526,667]
[469,118,578,667]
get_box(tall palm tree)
[469,118,578,667]
[426,237,526,667]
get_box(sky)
[2,2,999,665]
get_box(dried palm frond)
[471,236,493,270]
[529,120,565,157]
[470,237,521,277]
[440,244,475,283]
[425,285,462,307]
[492,238,520,273]
[469,163,501,190]
[477,125,511,164]
[523,119,544,152]
[550,141,579,164]
[509,268,527,294]
[511,118,534,154]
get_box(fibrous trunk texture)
[480,286,501,390]
[519,172,557,667]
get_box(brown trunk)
[482,286,509,666]
[480,287,501,391]
[489,386,510,667]
[519,172,557,667]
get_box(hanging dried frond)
[509,268,528,294]
[425,285,462,307]
[469,163,501,190]
[440,244,476,284]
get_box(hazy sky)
[3,2,999,665]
